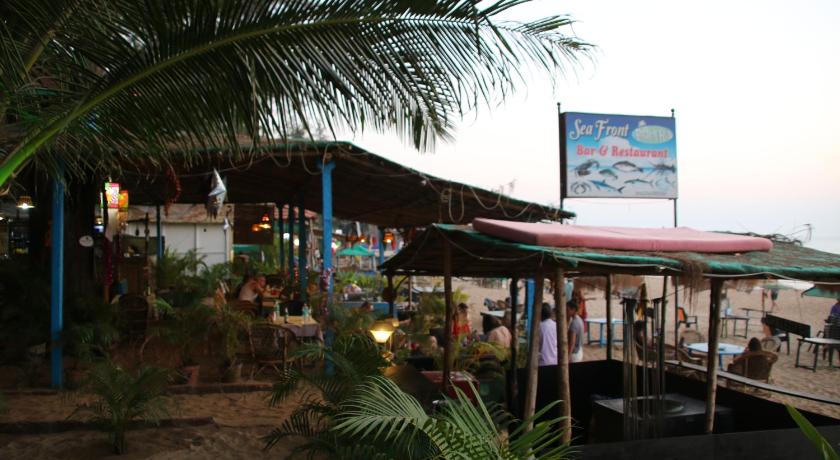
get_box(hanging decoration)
[205,169,226,218]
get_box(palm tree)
[0,0,590,187]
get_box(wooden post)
[554,269,571,443]
[507,276,519,416]
[386,274,395,317]
[606,275,613,361]
[705,279,724,434]
[523,269,545,429]
[442,239,454,393]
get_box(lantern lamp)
[16,195,34,210]
[369,319,395,344]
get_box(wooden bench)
[763,314,811,355]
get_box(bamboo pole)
[507,276,519,416]
[441,239,454,394]
[523,269,545,429]
[704,279,724,434]
[554,269,571,443]
[606,275,613,360]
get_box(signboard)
[560,112,677,199]
[104,182,120,209]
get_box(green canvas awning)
[380,224,840,283]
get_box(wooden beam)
[606,275,613,360]
[705,279,724,434]
[554,269,571,443]
[523,268,545,429]
[507,277,519,417]
[442,238,454,394]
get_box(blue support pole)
[277,204,285,270]
[155,205,163,261]
[298,192,307,302]
[321,161,335,305]
[321,161,336,376]
[50,166,65,388]
[525,278,535,342]
[377,227,385,268]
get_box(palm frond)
[0,0,591,186]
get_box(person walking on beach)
[538,303,558,366]
[567,301,584,363]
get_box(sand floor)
[0,388,313,459]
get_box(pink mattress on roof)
[472,218,773,253]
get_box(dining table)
[269,314,323,341]
[686,342,744,369]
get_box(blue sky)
[340,0,840,253]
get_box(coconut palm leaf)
[0,0,590,186]
[334,376,571,459]
[786,405,840,460]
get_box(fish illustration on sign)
[574,160,599,177]
[624,178,654,187]
[612,161,643,173]
[598,169,618,181]
[589,180,625,193]
[649,161,676,175]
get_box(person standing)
[829,298,840,324]
[567,301,584,363]
[538,303,558,366]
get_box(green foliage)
[70,361,172,455]
[786,405,840,460]
[0,0,589,187]
[151,302,215,366]
[437,339,509,380]
[215,304,253,365]
[64,297,121,366]
[0,260,50,363]
[404,288,469,337]
[334,376,571,459]
[263,333,387,457]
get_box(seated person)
[829,298,840,324]
[728,337,764,374]
[238,274,267,303]
[483,315,511,349]
[452,303,471,338]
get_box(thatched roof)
[116,140,572,228]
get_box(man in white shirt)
[538,303,558,366]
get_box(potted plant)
[155,303,214,385]
[215,304,252,383]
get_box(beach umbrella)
[336,244,376,257]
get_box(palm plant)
[334,376,571,459]
[787,405,840,460]
[263,332,388,457]
[70,361,172,455]
[214,303,252,381]
[0,0,589,187]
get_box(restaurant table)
[795,337,840,371]
[584,318,625,346]
[686,342,744,369]
[269,315,323,341]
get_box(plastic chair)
[680,329,705,345]
[677,307,698,329]
[760,336,781,352]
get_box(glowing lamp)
[16,195,34,210]
[383,231,394,244]
[258,213,271,229]
[369,319,395,344]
